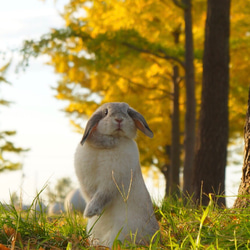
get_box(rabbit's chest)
[90,146,138,175]
[75,140,139,196]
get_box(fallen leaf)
[3,224,15,238]
[3,224,22,248]
[0,244,10,250]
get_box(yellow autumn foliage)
[24,0,250,168]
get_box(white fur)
[48,202,65,215]
[74,102,159,248]
[64,188,86,213]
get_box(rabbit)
[74,102,159,248]
[64,188,86,213]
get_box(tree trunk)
[193,0,230,206]
[182,0,196,196]
[163,145,171,195]
[161,163,169,196]
[233,87,250,208]
[168,65,181,195]
[166,25,181,196]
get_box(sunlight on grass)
[0,192,88,249]
[1,191,250,249]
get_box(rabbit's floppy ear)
[80,111,103,145]
[128,108,154,138]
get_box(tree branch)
[172,0,187,9]
[106,70,173,99]
[121,42,185,68]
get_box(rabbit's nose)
[115,118,123,123]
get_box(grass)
[0,193,250,249]
[0,192,89,250]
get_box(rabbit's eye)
[104,109,108,116]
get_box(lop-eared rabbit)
[75,102,159,248]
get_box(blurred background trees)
[20,0,250,206]
[46,177,73,203]
[0,62,29,172]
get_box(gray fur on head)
[80,102,153,148]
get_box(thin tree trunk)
[233,86,250,208]
[182,0,196,196]
[169,65,181,195]
[163,145,171,195]
[161,163,169,196]
[193,0,230,206]
[166,25,181,196]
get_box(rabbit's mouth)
[115,127,123,132]
[113,122,125,135]
[115,122,123,130]
[114,127,125,135]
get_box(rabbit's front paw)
[84,202,102,218]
